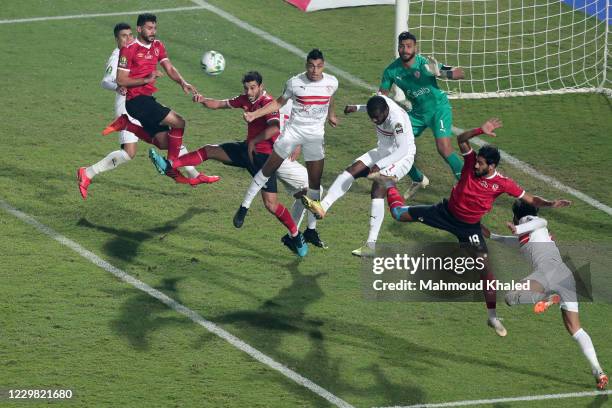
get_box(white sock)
[179,145,199,178]
[307,188,321,230]
[367,198,385,244]
[487,308,497,320]
[86,149,131,179]
[321,171,354,212]
[242,170,269,208]
[291,199,306,228]
[573,328,603,375]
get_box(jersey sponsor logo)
[394,123,404,134]
[412,87,431,98]
[137,53,144,58]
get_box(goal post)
[394,0,611,99]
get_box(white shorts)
[115,103,141,145]
[273,125,324,162]
[525,261,579,312]
[355,148,414,180]
[276,159,308,196]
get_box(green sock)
[408,165,424,183]
[445,152,463,180]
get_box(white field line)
[374,389,612,408]
[455,127,612,216]
[0,198,355,408]
[0,6,206,24]
[2,2,608,216]
[189,0,611,217]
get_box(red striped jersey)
[448,150,525,224]
[227,92,279,154]
[281,72,338,132]
[118,39,168,100]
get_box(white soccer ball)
[201,50,225,76]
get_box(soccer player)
[483,200,607,390]
[148,71,314,256]
[101,13,218,185]
[384,118,571,336]
[373,31,464,198]
[76,23,209,199]
[301,95,416,257]
[233,49,338,248]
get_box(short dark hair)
[113,22,131,38]
[477,145,501,166]
[366,95,388,117]
[398,31,417,43]
[306,48,324,62]
[137,13,157,27]
[242,71,263,85]
[512,199,538,221]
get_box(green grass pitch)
[1,1,611,407]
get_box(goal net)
[396,0,610,98]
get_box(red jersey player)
[384,118,571,337]
[148,71,314,257]
[101,13,218,186]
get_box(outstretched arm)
[457,117,502,154]
[160,59,198,95]
[244,95,286,123]
[192,94,230,109]
[521,193,571,209]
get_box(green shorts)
[410,105,453,138]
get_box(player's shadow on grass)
[76,207,206,262]
[111,277,188,350]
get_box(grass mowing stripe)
[374,389,612,408]
[188,0,612,217]
[0,196,356,408]
[0,6,206,24]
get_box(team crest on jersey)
[394,123,404,134]
[414,71,421,79]
[154,48,159,56]
[326,85,334,93]
[492,183,499,191]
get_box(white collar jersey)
[101,48,126,116]
[281,72,338,133]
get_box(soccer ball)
[201,51,225,76]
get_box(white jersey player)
[301,95,416,257]
[485,200,607,390]
[77,23,203,200]
[233,49,338,253]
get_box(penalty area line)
[0,6,207,24]
[0,197,355,408]
[374,389,612,408]
[188,0,611,217]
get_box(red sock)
[275,204,298,236]
[386,186,405,213]
[172,147,207,169]
[482,270,497,309]
[125,122,153,143]
[167,127,184,161]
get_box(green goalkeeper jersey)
[380,54,450,116]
